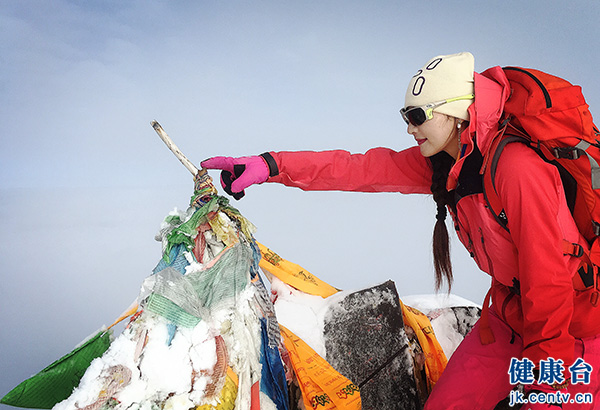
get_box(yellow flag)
[257,242,338,298]
[280,326,361,410]
[258,242,447,392]
[399,300,448,388]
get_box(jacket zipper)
[455,217,475,258]
[479,227,496,277]
[477,227,521,323]
[478,227,513,323]
[500,292,516,324]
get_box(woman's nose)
[407,122,417,135]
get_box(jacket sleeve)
[266,146,433,194]
[495,143,576,365]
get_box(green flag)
[1,329,113,409]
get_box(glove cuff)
[260,152,279,177]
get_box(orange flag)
[279,326,361,410]
[399,300,448,388]
[257,242,338,298]
[258,242,448,391]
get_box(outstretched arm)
[202,146,433,197]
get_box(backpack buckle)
[592,266,600,306]
[573,243,585,258]
[564,241,585,258]
[553,147,583,160]
[591,292,599,307]
[594,221,600,237]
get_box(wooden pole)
[151,120,199,176]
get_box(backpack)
[480,66,600,305]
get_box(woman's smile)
[408,112,460,159]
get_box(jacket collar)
[447,66,511,190]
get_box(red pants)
[424,311,600,410]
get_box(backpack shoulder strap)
[482,127,529,232]
[482,125,585,233]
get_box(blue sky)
[1,1,599,406]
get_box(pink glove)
[201,153,278,199]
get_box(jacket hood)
[447,66,511,190]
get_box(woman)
[202,52,600,409]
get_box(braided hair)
[429,151,456,291]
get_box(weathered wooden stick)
[151,120,199,176]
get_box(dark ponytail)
[429,151,456,291]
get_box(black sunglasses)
[400,94,474,126]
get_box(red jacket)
[266,67,600,365]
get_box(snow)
[52,275,479,409]
[401,294,481,358]
[52,269,480,409]
[54,314,221,410]
[400,293,481,311]
[50,202,481,410]
[271,276,480,361]
[269,276,331,356]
